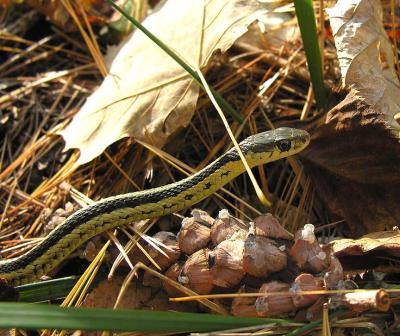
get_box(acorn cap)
[211,209,247,246]
[209,239,245,288]
[295,297,325,322]
[255,281,295,317]
[290,273,325,308]
[290,224,329,272]
[231,286,258,317]
[243,235,287,278]
[163,261,185,297]
[142,271,161,288]
[323,254,343,289]
[147,231,181,270]
[180,248,214,294]
[252,214,293,240]
[178,217,211,255]
[191,209,214,227]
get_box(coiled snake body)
[0,127,309,285]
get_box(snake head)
[240,127,310,156]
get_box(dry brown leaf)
[238,5,300,50]
[328,229,400,274]
[299,0,400,235]
[301,92,400,235]
[82,276,152,309]
[331,229,400,257]
[82,276,197,313]
[62,0,265,164]
[327,0,400,129]
[26,0,112,32]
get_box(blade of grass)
[294,0,326,108]
[0,303,289,332]
[105,0,243,123]
[17,276,80,303]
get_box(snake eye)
[277,140,291,152]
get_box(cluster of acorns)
[144,209,343,319]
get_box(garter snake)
[0,127,310,286]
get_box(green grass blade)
[17,276,79,302]
[294,0,326,108]
[0,303,290,332]
[106,0,243,122]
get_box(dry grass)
[0,2,334,260]
[3,1,397,334]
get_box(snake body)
[0,127,309,285]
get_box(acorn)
[305,298,325,321]
[124,242,152,267]
[178,216,211,255]
[147,231,181,270]
[179,248,214,294]
[142,271,161,288]
[163,261,185,297]
[211,209,247,246]
[323,254,343,289]
[243,235,287,278]
[252,213,293,240]
[231,286,258,317]
[290,224,329,272]
[290,273,325,308]
[295,297,325,322]
[191,209,214,226]
[209,239,245,288]
[255,281,295,317]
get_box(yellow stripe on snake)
[0,128,310,285]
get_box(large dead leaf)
[331,229,400,257]
[328,229,400,273]
[62,0,265,164]
[326,0,400,129]
[299,0,400,236]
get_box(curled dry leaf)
[327,0,400,128]
[255,282,295,317]
[331,229,400,257]
[327,229,400,273]
[62,0,266,164]
[300,0,400,235]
